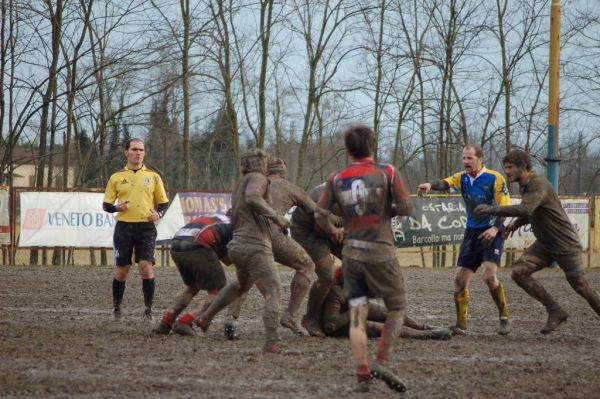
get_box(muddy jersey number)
[351,179,367,215]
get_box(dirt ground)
[1,265,600,399]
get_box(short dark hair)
[344,124,375,158]
[125,138,144,150]
[464,144,484,158]
[503,149,532,171]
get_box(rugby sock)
[357,364,370,379]
[376,310,403,364]
[112,279,125,310]
[490,283,509,318]
[142,278,155,309]
[454,290,470,330]
[178,313,194,326]
[161,311,174,328]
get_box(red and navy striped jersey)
[172,215,232,258]
[318,157,412,262]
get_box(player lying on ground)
[321,267,452,341]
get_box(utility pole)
[547,0,561,193]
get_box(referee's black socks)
[142,278,155,309]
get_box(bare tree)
[288,0,366,184]
[208,0,240,180]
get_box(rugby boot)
[223,320,237,341]
[540,308,569,334]
[262,341,280,354]
[353,373,371,393]
[280,312,307,335]
[428,328,453,340]
[449,325,467,335]
[301,316,326,338]
[497,317,511,335]
[195,317,211,332]
[173,313,195,336]
[153,311,174,335]
[112,307,122,321]
[370,363,407,393]
[142,307,154,322]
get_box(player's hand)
[330,227,345,244]
[273,215,290,234]
[477,226,498,246]
[116,201,129,211]
[504,223,518,239]
[473,204,495,217]
[148,208,160,222]
[330,214,344,228]
[416,183,431,197]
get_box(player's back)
[331,160,397,262]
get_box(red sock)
[162,311,174,327]
[357,364,370,377]
[178,313,194,326]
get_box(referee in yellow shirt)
[103,138,169,321]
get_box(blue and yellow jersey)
[444,167,510,228]
[103,165,169,223]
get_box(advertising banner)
[19,192,116,247]
[392,196,589,250]
[178,192,231,222]
[17,191,589,251]
[593,197,600,251]
[504,197,589,251]
[0,187,9,244]
[156,192,231,243]
[392,197,466,248]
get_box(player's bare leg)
[172,289,217,337]
[195,275,253,332]
[371,308,407,392]
[223,292,248,340]
[349,302,371,392]
[153,285,199,335]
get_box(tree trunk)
[181,0,191,187]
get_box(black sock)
[142,278,155,309]
[112,279,125,310]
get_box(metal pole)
[546,0,561,192]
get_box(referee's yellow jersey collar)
[123,164,147,172]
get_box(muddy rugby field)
[1,265,599,398]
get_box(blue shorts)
[457,226,504,270]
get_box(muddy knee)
[565,269,590,294]
[511,260,536,285]
[296,257,316,284]
[482,274,498,288]
[314,258,335,291]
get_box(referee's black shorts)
[113,221,157,266]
